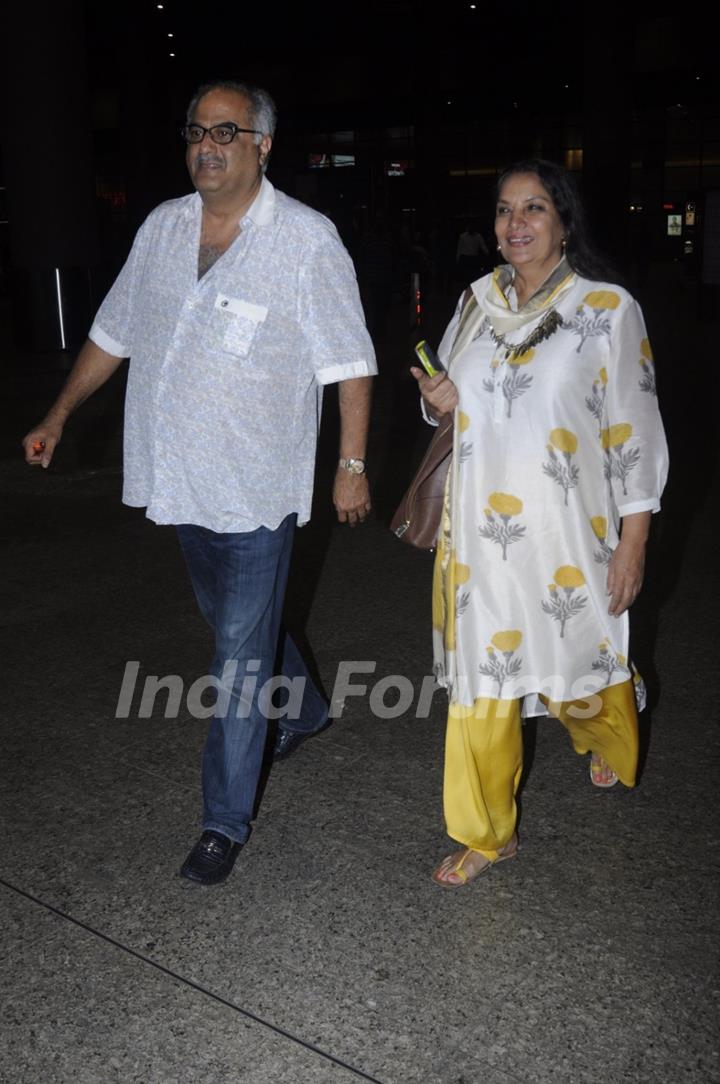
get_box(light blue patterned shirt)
[90,179,376,532]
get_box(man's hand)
[335,375,373,526]
[22,420,63,468]
[333,468,371,526]
[410,367,459,417]
[21,339,125,469]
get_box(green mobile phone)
[414,340,446,378]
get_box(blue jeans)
[177,515,328,844]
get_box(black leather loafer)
[274,719,332,761]
[179,831,241,885]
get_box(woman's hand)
[607,511,651,616]
[410,367,459,418]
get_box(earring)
[496,243,501,251]
[561,238,567,250]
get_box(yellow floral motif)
[480,491,526,559]
[483,346,535,417]
[491,630,522,653]
[592,639,629,685]
[601,423,640,495]
[433,544,471,651]
[543,429,580,504]
[454,560,470,585]
[554,565,585,589]
[566,296,615,352]
[451,559,466,585]
[601,423,633,449]
[549,428,578,454]
[458,411,471,433]
[586,370,607,432]
[488,492,523,517]
[591,516,614,565]
[590,516,607,540]
[639,343,657,395]
[542,566,588,637]
[479,629,524,695]
[584,291,620,310]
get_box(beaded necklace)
[487,308,564,361]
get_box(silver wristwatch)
[338,457,366,475]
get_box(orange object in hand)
[33,441,46,454]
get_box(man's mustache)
[195,154,224,168]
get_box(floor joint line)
[0,877,385,1084]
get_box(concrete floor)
[0,265,718,1083]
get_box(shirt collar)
[242,176,275,227]
[187,176,276,228]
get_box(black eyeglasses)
[180,123,261,145]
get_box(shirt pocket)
[213,294,268,356]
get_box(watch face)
[341,458,365,474]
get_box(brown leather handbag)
[390,287,477,550]
[389,413,453,549]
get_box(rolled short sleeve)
[604,297,669,516]
[298,226,377,386]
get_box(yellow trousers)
[443,680,639,860]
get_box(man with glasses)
[23,80,376,886]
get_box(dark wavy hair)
[495,159,616,283]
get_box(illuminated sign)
[308,154,355,169]
[386,160,413,177]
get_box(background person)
[23,80,376,887]
[456,220,490,281]
[412,159,668,888]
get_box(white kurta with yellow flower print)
[432,266,669,715]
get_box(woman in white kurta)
[413,161,668,887]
